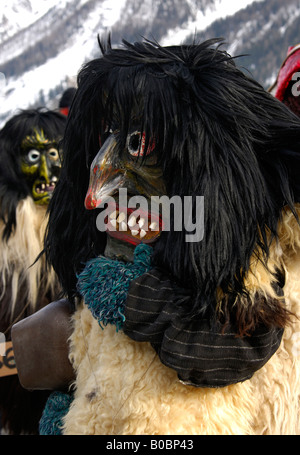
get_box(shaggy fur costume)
[0,109,66,434]
[44,39,300,435]
[58,208,299,435]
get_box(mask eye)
[127,131,155,157]
[48,148,59,160]
[27,149,40,163]
[128,131,142,156]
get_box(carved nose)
[84,135,125,210]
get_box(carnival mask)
[20,129,61,205]
[85,127,166,246]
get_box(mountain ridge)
[1,0,299,127]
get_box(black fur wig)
[45,38,300,323]
[0,108,66,240]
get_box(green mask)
[20,129,62,205]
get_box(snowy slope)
[0,0,127,125]
[160,0,265,45]
[0,0,298,127]
[0,1,127,120]
[0,0,60,41]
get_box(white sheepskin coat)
[61,207,300,435]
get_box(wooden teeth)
[109,211,158,238]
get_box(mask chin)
[32,191,51,205]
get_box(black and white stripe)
[124,269,283,388]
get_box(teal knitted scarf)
[39,243,152,435]
[76,243,152,331]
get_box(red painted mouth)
[104,204,163,245]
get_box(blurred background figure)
[0,108,66,434]
[269,44,300,117]
[58,87,76,116]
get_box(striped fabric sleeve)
[123,268,284,388]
